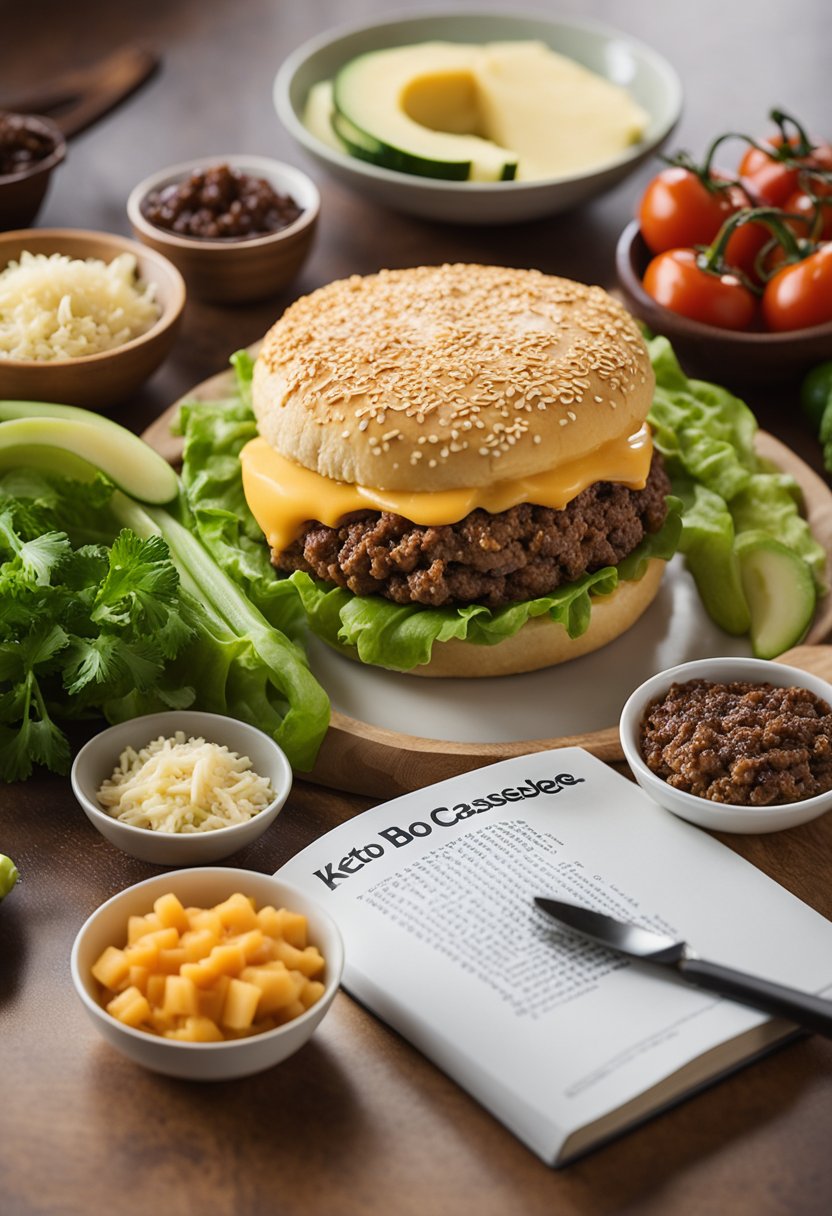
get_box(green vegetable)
[0,402,330,780]
[672,479,750,635]
[648,337,827,636]
[0,412,179,504]
[736,532,817,659]
[800,362,832,432]
[0,853,18,900]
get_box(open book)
[276,749,832,1165]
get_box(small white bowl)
[274,11,682,225]
[70,867,344,1081]
[620,657,832,834]
[71,711,292,865]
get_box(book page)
[277,750,832,1163]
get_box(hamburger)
[239,264,679,677]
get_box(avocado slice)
[332,43,518,182]
[0,415,179,504]
[736,531,817,659]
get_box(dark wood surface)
[2,2,832,1213]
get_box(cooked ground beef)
[640,679,832,806]
[274,451,670,607]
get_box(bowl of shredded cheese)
[71,711,293,864]
[0,227,185,409]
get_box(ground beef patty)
[274,451,671,607]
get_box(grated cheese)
[96,732,275,834]
[0,250,160,361]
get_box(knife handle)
[678,957,832,1038]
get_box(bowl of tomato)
[616,109,832,386]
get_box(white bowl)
[71,711,293,865]
[70,867,344,1080]
[620,657,832,834]
[274,10,682,225]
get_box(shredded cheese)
[0,250,160,361]
[96,732,275,834]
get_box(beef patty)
[274,451,671,608]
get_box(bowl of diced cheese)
[71,710,293,865]
[70,867,344,1079]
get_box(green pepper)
[801,361,832,432]
[0,854,18,901]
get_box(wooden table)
[2,2,832,1213]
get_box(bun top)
[253,264,653,492]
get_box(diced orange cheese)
[153,892,190,933]
[163,975,200,1017]
[221,978,262,1030]
[214,893,258,933]
[106,986,151,1028]
[92,945,130,990]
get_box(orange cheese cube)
[221,978,261,1030]
[92,945,130,990]
[153,892,189,933]
[106,985,151,1028]
[197,975,230,1022]
[124,938,160,970]
[165,1016,224,1043]
[163,975,200,1017]
[179,929,218,962]
[275,908,308,948]
[213,893,258,933]
[299,980,326,1010]
[240,964,303,1014]
[146,973,166,1007]
[127,913,163,944]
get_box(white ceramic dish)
[619,657,832,834]
[70,867,344,1081]
[274,10,682,224]
[71,711,293,865]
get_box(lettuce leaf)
[647,335,827,613]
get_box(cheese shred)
[96,732,275,834]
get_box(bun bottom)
[408,558,666,678]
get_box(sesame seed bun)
[252,264,653,493]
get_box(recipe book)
[275,749,832,1166]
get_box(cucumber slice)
[0,417,179,504]
[736,531,817,659]
[333,44,518,182]
[303,81,350,154]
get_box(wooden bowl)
[615,220,832,387]
[0,113,66,230]
[127,156,319,303]
[0,228,185,409]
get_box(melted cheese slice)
[240,425,653,553]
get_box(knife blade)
[534,896,832,1038]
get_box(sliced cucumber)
[736,531,817,659]
[332,44,518,182]
[302,81,350,154]
[0,416,179,504]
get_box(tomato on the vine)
[762,243,832,331]
[740,134,832,206]
[642,248,759,330]
[638,167,750,254]
[782,185,832,241]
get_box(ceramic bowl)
[70,867,344,1080]
[71,711,293,865]
[0,227,185,409]
[0,112,66,229]
[620,656,832,834]
[616,220,832,386]
[127,155,319,303]
[274,11,682,225]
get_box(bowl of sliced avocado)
[274,11,682,224]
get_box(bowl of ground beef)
[620,656,832,833]
[127,156,319,303]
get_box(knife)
[534,896,832,1038]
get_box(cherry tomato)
[643,249,759,330]
[740,135,832,206]
[762,243,832,331]
[638,167,751,254]
[782,186,832,241]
